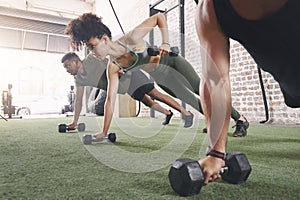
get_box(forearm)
[102,96,116,135]
[73,97,82,124]
[128,13,169,46]
[199,36,231,153]
[195,0,231,184]
[200,77,231,152]
[196,9,231,152]
[102,63,119,135]
[72,86,84,125]
[156,13,169,44]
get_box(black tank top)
[212,0,300,87]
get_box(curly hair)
[65,13,112,51]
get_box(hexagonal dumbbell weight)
[168,152,252,196]
[82,134,93,145]
[147,45,159,56]
[169,46,179,57]
[82,133,117,145]
[147,46,179,57]
[58,123,86,133]
[58,124,68,133]
[77,123,86,132]
[107,133,117,143]
[221,152,252,184]
[168,158,204,196]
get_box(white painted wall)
[93,0,141,37]
[0,47,75,114]
[0,0,93,115]
[0,0,92,18]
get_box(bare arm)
[69,85,84,128]
[123,13,170,49]
[195,0,231,184]
[101,62,120,135]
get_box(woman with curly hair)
[65,12,248,141]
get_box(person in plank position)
[61,52,194,129]
[64,12,249,141]
[195,0,300,184]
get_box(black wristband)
[206,148,227,161]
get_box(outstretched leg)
[147,88,194,128]
[151,56,249,132]
[140,94,174,125]
[148,88,191,117]
[149,65,202,113]
[141,94,171,115]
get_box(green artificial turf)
[0,116,299,200]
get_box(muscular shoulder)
[196,0,221,37]
[107,60,120,77]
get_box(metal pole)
[179,0,185,58]
[149,6,165,118]
[149,5,155,118]
[149,0,165,9]
[149,0,186,118]
[164,4,180,14]
[179,0,186,119]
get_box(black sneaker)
[162,110,173,125]
[232,120,249,137]
[202,127,207,133]
[184,111,194,128]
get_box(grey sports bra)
[111,40,139,73]
[111,40,149,73]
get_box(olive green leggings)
[148,55,241,121]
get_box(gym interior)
[0,0,299,199]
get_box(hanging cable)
[108,0,141,117]
[257,67,269,123]
[108,0,125,35]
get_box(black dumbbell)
[82,133,117,145]
[169,46,179,57]
[147,46,179,57]
[168,152,252,197]
[147,45,159,56]
[58,123,86,133]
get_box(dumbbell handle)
[59,123,85,132]
[147,46,179,56]
[94,133,113,140]
[65,126,82,131]
[66,125,75,130]
[219,166,229,174]
[90,133,116,143]
[89,136,106,142]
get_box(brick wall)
[230,40,300,125]
[113,0,300,125]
